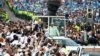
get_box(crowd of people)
[57,0,100,22]
[8,0,100,19]
[57,0,100,15]
[66,20,100,46]
[11,0,47,15]
[0,19,80,56]
[0,16,100,56]
[0,0,99,56]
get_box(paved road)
[3,1,25,22]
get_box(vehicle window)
[55,39,78,46]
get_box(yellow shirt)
[75,25,80,31]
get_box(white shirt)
[6,32,11,36]
[11,40,19,45]
[19,36,25,44]
[14,53,20,56]
[19,36,28,44]
[0,48,3,55]
[3,53,10,56]
[29,36,33,45]
[44,28,49,37]
[8,32,16,40]
[33,33,38,40]
[20,43,25,48]
[24,36,28,44]
[32,51,37,56]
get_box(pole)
[83,30,87,42]
[32,17,35,31]
[48,16,50,36]
[64,17,67,37]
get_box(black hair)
[55,52,61,56]
[13,35,18,40]
[10,35,19,43]
[36,33,41,37]
[17,30,21,34]
[28,51,31,56]
[29,47,33,50]
[88,38,98,45]
[62,44,66,48]
[22,51,25,56]
[40,52,44,56]
[68,51,78,56]
[2,33,6,38]
[17,45,21,48]
[36,52,39,56]
[12,29,18,33]
[27,38,31,43]
[0,43,2,48]
[97,30,100,34]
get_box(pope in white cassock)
[49,23,60,36]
